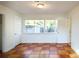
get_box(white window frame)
[23,19,58,34]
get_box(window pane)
[45,20,57,32]
[35,20,44,33]
[25,20,35,33]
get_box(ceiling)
[0,1,79,15]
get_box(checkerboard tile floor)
[3,43,76,58]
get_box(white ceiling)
[0,1,79,15]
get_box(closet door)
[57,18,69,43]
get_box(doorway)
[0,14,2,52]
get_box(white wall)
[21,15,70,43]
[21,33,57,43]
[0,5,22,52]
[68,4,79,55]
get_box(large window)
[24,20,57,33]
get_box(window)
[35,20,44,33]
[24,20,57,33]
[25,20,35,33]
[45,20,57,32]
